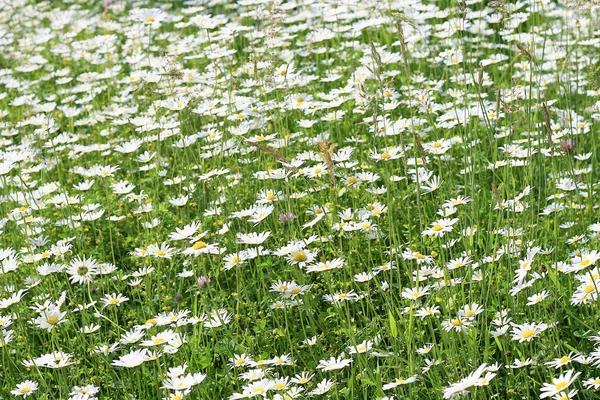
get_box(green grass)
[1,0,600,399]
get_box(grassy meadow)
[1,0,600,398]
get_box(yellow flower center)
[146,319,157,326]
[21,388,31,393]
[555,382,568,391]
[155,250,166,256]
[193,241,207,250]
[47,316,59,325]
[380,152,391,159]
[293,252,307,262]
[581,259,591,267]
[290,288,301,295]
[559,356,571,363]
[146,16,155,23]
[432,224,443,231]
[584,285,596,294]
[109,298,120,305]
[522,329,535,338]
[451,318,462,326]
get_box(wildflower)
[316,355,353,371]
[197,275,210,288]
[383,376,418,390]
[67,256,99,284]
[540,370,581,398]
[546,353,575,369]
[33,306,67,331]
[308,379,335,395]
[112,349,149,368]
[510,322,549,342]
[279,212,295,223]
[347,340,373,354]
[11,381,38,397]
[134,8,167,27]
[102,293,129,307]
[422,218,459,237]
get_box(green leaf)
[389,310,398,338]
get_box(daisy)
[308,379,335,395]
[141,330,179,347]
[306,258,345,273]
[67,256,99,284]
[241,379,275,397]
[81,324,101,334]
[284,247,317,268]
[316,355,353,371]
[510,322,549,342]
[458,303,484,319]
[223,253,246,270]
[291,372,314,385]
[540,370,581,398]
[446,256,472,270]
[441,316,472,333]
[422,218,459,237]
[401,286,430,300]
[11,380,38,397]
[383,376,418,390]
[583,377,600,390]
[545,353,575,369]
[229,353,252,369]
[112,349,149,368]
[182,240,221,256]
[134,8,167,27]
[507,358,534,369]
[102,293,129,307]
[146,242,176,259]
[415,305,441,319]
[33,306,67,331]
[526,290,550,305]
[347,340,373,354]
[236,231,271,245]
[442,364,488,399]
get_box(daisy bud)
[279,212,295,223]
[197,275,210,288]
[561,139,574,154]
